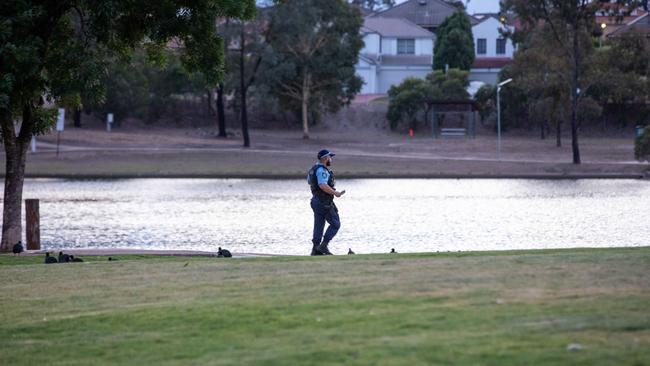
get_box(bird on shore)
[217,247,232,258]
[44,252,58,264]
[58,251,70,263]
[70,255,83,262]
[12,241,24,256]
[390,248,397,254]
[108,257,117,261]
[348,248,355,255]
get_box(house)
[607,11,650,39]
[370,0,478,33]
[355,0,515,94]
[470,14,515,84]
[357,17,436,94]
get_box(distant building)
[357,17,435,94]
[355,0,515,93]
[470,14,515,84]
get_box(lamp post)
[497,78,513,160]
[600,23,607,47]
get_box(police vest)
[308,164,336,204]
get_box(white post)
[106,113,113,132]
[31,136,37,153]
[496,79,513,161]
[56,108,65,157]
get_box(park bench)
[439,128,467,137]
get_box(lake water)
[9,178,650,255]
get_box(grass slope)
[1,248,649,365]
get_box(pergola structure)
[428,100,480,139]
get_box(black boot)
[316,239,333,255]
[311,239,322,256]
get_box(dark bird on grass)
[217,247,232,258]
[70,255,84,262]
[390,248,397,254]
[12,241,24,256]
[58,251,70,263]
[44,252,58,264]
[348,248,355,255]
[108,257,118,261]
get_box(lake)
[9,178,650,255]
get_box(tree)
[223,16,269,147]
[502,0,640,164]
[433,11,475,71]
[0,0,255,251]
[265,0,363,139]
[387,69,470,131]
[387,78,430,130]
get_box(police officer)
[307,149,345,255]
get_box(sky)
[464,0,501,14]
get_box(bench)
[439,128,467,137]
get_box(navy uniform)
[307,149,342,255]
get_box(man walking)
[307,149,345,255]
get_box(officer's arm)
[319,183,342,197]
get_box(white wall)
[357,65,378,94]
[378,67,432,93]
[472,17,514,58]
[362,33,381,54]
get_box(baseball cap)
[317,149,335,159]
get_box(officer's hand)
[336,190,346,197]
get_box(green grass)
[2,248,650,365]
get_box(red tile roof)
[472,57,512,69]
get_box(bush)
[635,128,650,161]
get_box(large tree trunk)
[216,83,227,138]
[302,73,311,139]
[1,105,32,251]
[73,108,81,128]
[570,27,581,164]
[240,26,250,148]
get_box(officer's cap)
[317,149,335,159]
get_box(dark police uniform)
[307,162,341,254]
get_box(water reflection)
[6,178,649,255]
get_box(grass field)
[1,248,649,365]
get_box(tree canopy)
[0,0,255,250]
[264,0,363,139]
[433,11,475,71]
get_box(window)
[496,38,506,55]
[397,39,415,54]
[477,38,487,55]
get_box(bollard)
[25,199,40,250]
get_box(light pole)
[600,22,607,47]
[497,78,513,160]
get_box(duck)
[108,257,117,261]
[58,251,70,263]
[70,255,83,262]
[348,248,355,255]
[217,247,232,258]
[44,252,58,264]
[12,241,24,256]
[390,248,397,254]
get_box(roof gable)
[363,17,436,38]
[372,0,477,28]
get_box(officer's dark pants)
[311,197,340,243]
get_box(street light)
[600,23,607,47]
[497,78,513,160]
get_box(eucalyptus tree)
[0,0,255,251]
[265,0,363,139]
[502,0,640,164]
